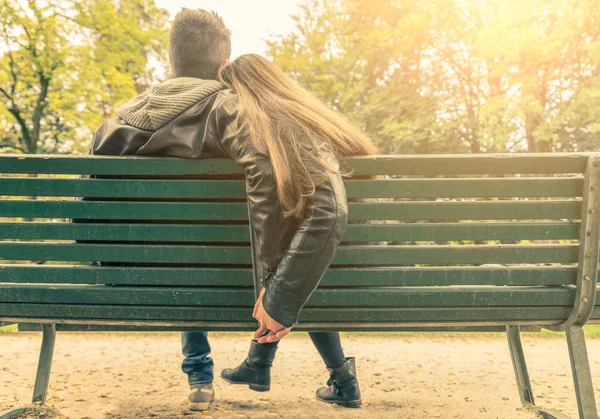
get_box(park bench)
[0,153,599,419]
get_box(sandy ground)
[1,332,599,419]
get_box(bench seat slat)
[0,177,583,199]
[0,243,579,264]
[0,200,582,221]
[15,323,544,332]
[0,265,583,286]
[0,285,580,307]
[0,153,590,175]
[0,222,580,242]
[0,303,576,324]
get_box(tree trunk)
[8,107,33,152]
[30,76,51,154]
[525,113,542,153]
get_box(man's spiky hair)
[209,11,231,36]
[169,8,232,79]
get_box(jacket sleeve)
[214,94,288,276]
[261,172,348,327]
[244,155,288,275]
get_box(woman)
[217,54,377,408]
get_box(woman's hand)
[253,288,293,343]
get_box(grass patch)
[0,323,18,333]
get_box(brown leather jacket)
[90,78,348,327]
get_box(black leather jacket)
[91,81,348,327]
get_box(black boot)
[316,357,361,408]
[221,340,277,392]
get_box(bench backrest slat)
[0,221,581,242]
[0,242,583,265]
[0,200,584,221]
[0,265,587,286]
[0,153,593,175]
[0,177,584,198]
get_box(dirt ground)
[1,331,599,419]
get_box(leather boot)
[316,357,362,408]
[221,340,277,392]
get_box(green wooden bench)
[1,153,599,419]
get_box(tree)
[268,0,600,153]
[0,0,168,154]
[267,0,443,154]
[474,0,600,152]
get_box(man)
[89,9,294,411]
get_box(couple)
[90,9,376,411]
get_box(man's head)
[169,9,231,80]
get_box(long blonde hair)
[219,54,377,217]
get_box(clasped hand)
[253,288,292,343]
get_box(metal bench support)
[0,324,56,418]
[507,326,571,419]
[566,326,598,419]
[32,323,56,404]
[506,325,534,406]
[537,155,600,419]
[508,325,598,419]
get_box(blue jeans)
[181,332,214,386]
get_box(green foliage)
[0,0,168,154]
[2,0,598,155]
[268,0,600,153]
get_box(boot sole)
[316,395,362,408]
[221,376,270,392]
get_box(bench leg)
[32,324,56,404]
[0,324,56,419]
[508,325,598,419]
[506,326,571,419]
[506,325,535,406]
[566,326,598,419]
